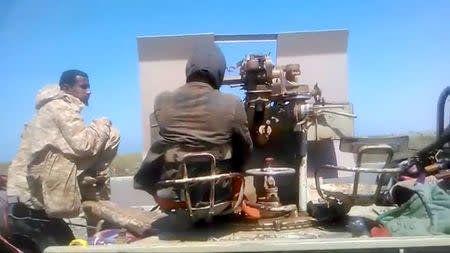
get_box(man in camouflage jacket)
[7,70,120,219]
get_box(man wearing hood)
[134,45,252,209]
[5,70,119,249]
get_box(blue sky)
[1,0,449,162]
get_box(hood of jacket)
[35,84,84,110]
[185,44,226,89]
[35,84,62,109]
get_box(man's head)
[59,69,90,105]
[185,44,226,89]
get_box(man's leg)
[78,129,120,237]
[7,202,75,251]
[79,128,120,201]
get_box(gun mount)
[223,53,356,212]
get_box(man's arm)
[52,102,111,158]
[231,100,253,172]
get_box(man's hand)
[95,167,110,184]
[79,167,110,186]
[80,176,97,186]
[93,117,112,128]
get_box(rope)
[8,213,97,229]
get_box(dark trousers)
[6,203,74,252]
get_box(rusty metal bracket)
[315,144,401,207]
[156,152,245,221]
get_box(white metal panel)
[137,34,215,156]
[277,30,349,103]
[276,30,354,142]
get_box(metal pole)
[297,127,308,212]
[436,86,450,139]
[299,154,308,212]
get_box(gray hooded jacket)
[134,45,253,192]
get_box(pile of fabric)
[369,124,450,237]
[372,176,450,236]
[378,177,450,236]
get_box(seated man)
[5,70,120,249]
[134,45,252,209]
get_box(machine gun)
[226,54,356,147]
[224,54,356,213]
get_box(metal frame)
[436,86,450,139]
[214,34,278,43]
[315,144,401,206]
[156,153,245,220]
[246,167,296,176]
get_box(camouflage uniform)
[6,124,33,205]
[7,85,120,218]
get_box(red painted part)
[0,175,7,191]
[2,200,9,235]
[0,176,19,252]
[0,234,23,253]
[370,226,391,237]
[0,199,9,234]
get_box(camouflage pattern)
[7,84,120,218]
[77,127,120,201]
[6,124,33,205]
[7,85,62,205]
